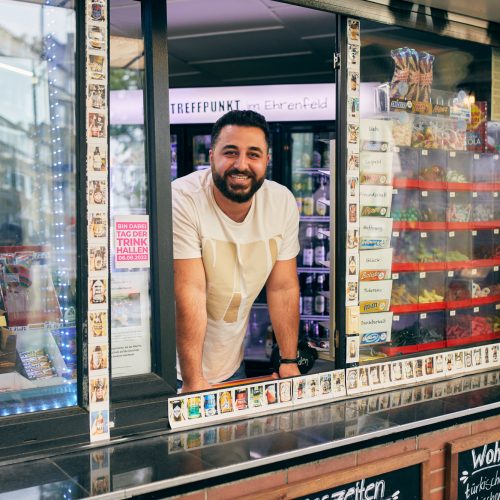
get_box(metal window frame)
[109,0,177,437]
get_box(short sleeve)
[277,190,300,261]
[172,188,202,259]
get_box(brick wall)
[167,414,500,500]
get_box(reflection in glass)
[109,1,152,377]
[0,1,77,416]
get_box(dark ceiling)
[109,0,495,91]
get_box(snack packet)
[418,51,435,103]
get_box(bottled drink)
[249,312,259,342]
[302,177,314,216]
[265,325,274,358]
[295,183,304,215]
[302,224,314,267]
[302,274,314,315]
[314,274,326,315]
[314,230,326,266]
[315,177,329,216]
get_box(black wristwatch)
[280,357,299,365]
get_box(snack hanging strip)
[418,51,435,103]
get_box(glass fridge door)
[291,130,334,359]
[192,134,212,171]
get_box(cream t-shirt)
[172,169,300,383]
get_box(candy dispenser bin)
[392,230,420,264]
[471,230,494,261]
[391,272,419,307]
[447,151,472,184]
[419,231,447,263]
[446,308,472,344]
[446,191,471,223]
[391,188,420,223]
[445,270,472,305]
[470,304,495,340]
[420,190,446,223]
[470,267,495,301]
[446,230,472,263]
[494,229,500,258]
[418,311,446,347]
[418,271,445,306]
[472,153,494,183]
[494,304,500,335]
[392,147,419,181]
[419,149,447,183]
[472,191,494,222]
[390,313,420,349]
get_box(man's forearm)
[267,283,300,358]
[176,292,208,384]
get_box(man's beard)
[211,166,265,203]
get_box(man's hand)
[180,377,212,394]
[272,362,301,380]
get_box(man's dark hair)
[211,110,270,149]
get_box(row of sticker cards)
[86,0,110,443]
[346,343,500,395]
[168,370,347,429]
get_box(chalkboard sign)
[296,463,421,500]
[447,429,500,500]
[237,450,430,500]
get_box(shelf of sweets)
[390,294,500,314]
[393,178,500,192]
[301,314,330,321]
[392,221,500,231]
[293,168,330,175]
[392,258,500,273]
[300,216,330,223]
[298,267,330,274]
[382,330,499,357]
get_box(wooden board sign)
[238,449,430,500]
[447,428,500,500]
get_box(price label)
[392,273,399,279]
[394,315,400,321]
[450,310,456,317]
[421,232,427,238]
[494,155,499,160]
[393,231,400,237]
[474,154,480,160]
[472,230,477,236]
[448,271,454,277]
[494,192,499,198]
[449,231,455,237]
[474,307,479,313]
[494,266,499,271]
[450,151,456,158]
[449,192,456,198]
[420,313,427,319]
[472,269,477,275]
[394,146,400,153]
[422,191,428,197]
[496,304,500,310]
[422,149,428,156]
[473,192,478,198]
[420,272,426,278]
[495,229,499,234]
[393,189,398,195]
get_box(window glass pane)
[0,0,77,416]
[109,1,152,377]
[359,20,498,366]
